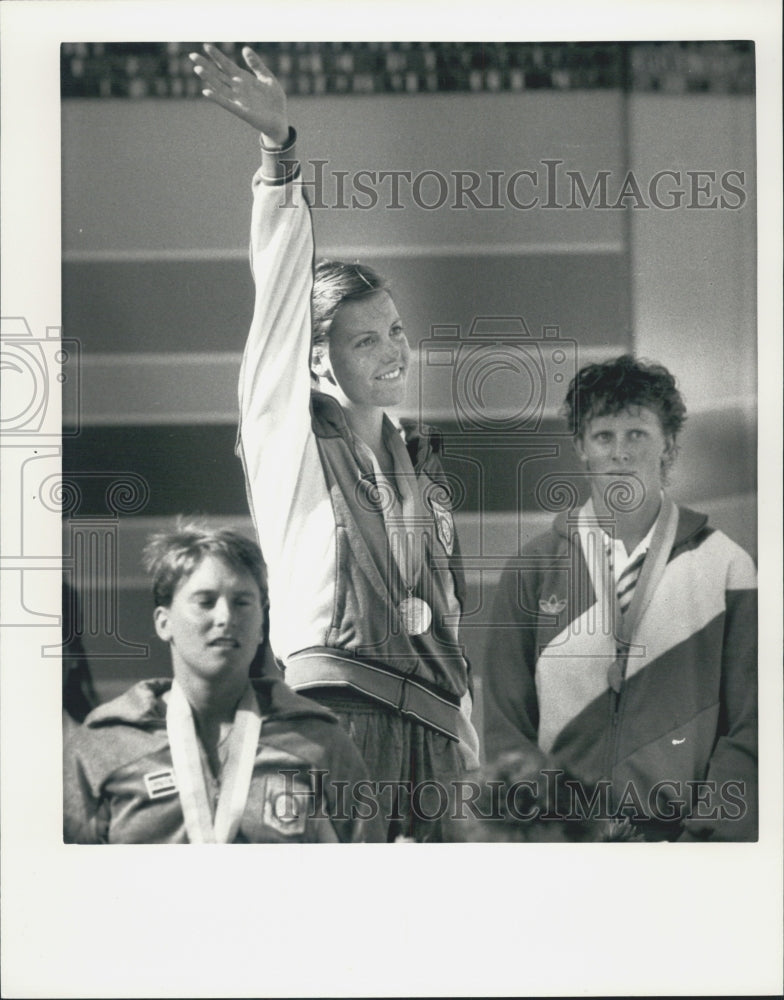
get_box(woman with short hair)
[63,523,380,844]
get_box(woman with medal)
[64,524,379,843]
[188,44,481,841]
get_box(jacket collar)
[552,498,708,549]
[310,390,435,467]
[84,676,338,730]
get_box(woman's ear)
[573,434,587,463]
[311,342,336,385]
[153,605,171,643]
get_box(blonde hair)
[142,520,268,613]
[311,259,388,348]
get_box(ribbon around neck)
[166,680,262,844]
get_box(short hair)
[142,520,268,612]
[311,259,388,347]
[563,354,687,443]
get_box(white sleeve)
[238,146,336,654]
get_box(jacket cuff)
[259,126,300,186]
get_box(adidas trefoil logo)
[539,594,566,615]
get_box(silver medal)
[398,596,432,636]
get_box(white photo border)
[1,2,782,997]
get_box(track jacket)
[64,676,381,843]
[236,130,477,759]
[483,498,758,841]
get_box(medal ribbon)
[382,424,430,598]
[578,496,679,692]
[615,495,678,642]
[166,680,262,843]
[355,423,429,599]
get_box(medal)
[398,594,432,636]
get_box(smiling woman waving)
[189,44,480,841]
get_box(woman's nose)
[383,333,402,358]
[213,597,233,626]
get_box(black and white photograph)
[1,1,782,997]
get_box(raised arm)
[189,47,333,659]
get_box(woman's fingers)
[242,46,275,83]
[191,69,236,104]
[199,86,246,115]
[189,47,232,84]
[189,42,289,140]
[202,42,242,76]
[191,43,274,90]
[190,47,251,101]
[189,52,226,83]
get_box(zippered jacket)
[483,502,758,841]
[64,676,382,843]
[235,131,477,759]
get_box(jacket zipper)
[605,673,624,811]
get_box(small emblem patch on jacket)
[144,769,178,799]
[429,498,455,555]
[262,773,310,837]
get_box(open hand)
[189,43,289,146]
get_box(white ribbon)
[166,680,262,844]
[578,496,679,691]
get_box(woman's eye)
[356,336,373,348]
[392,325,405,337]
